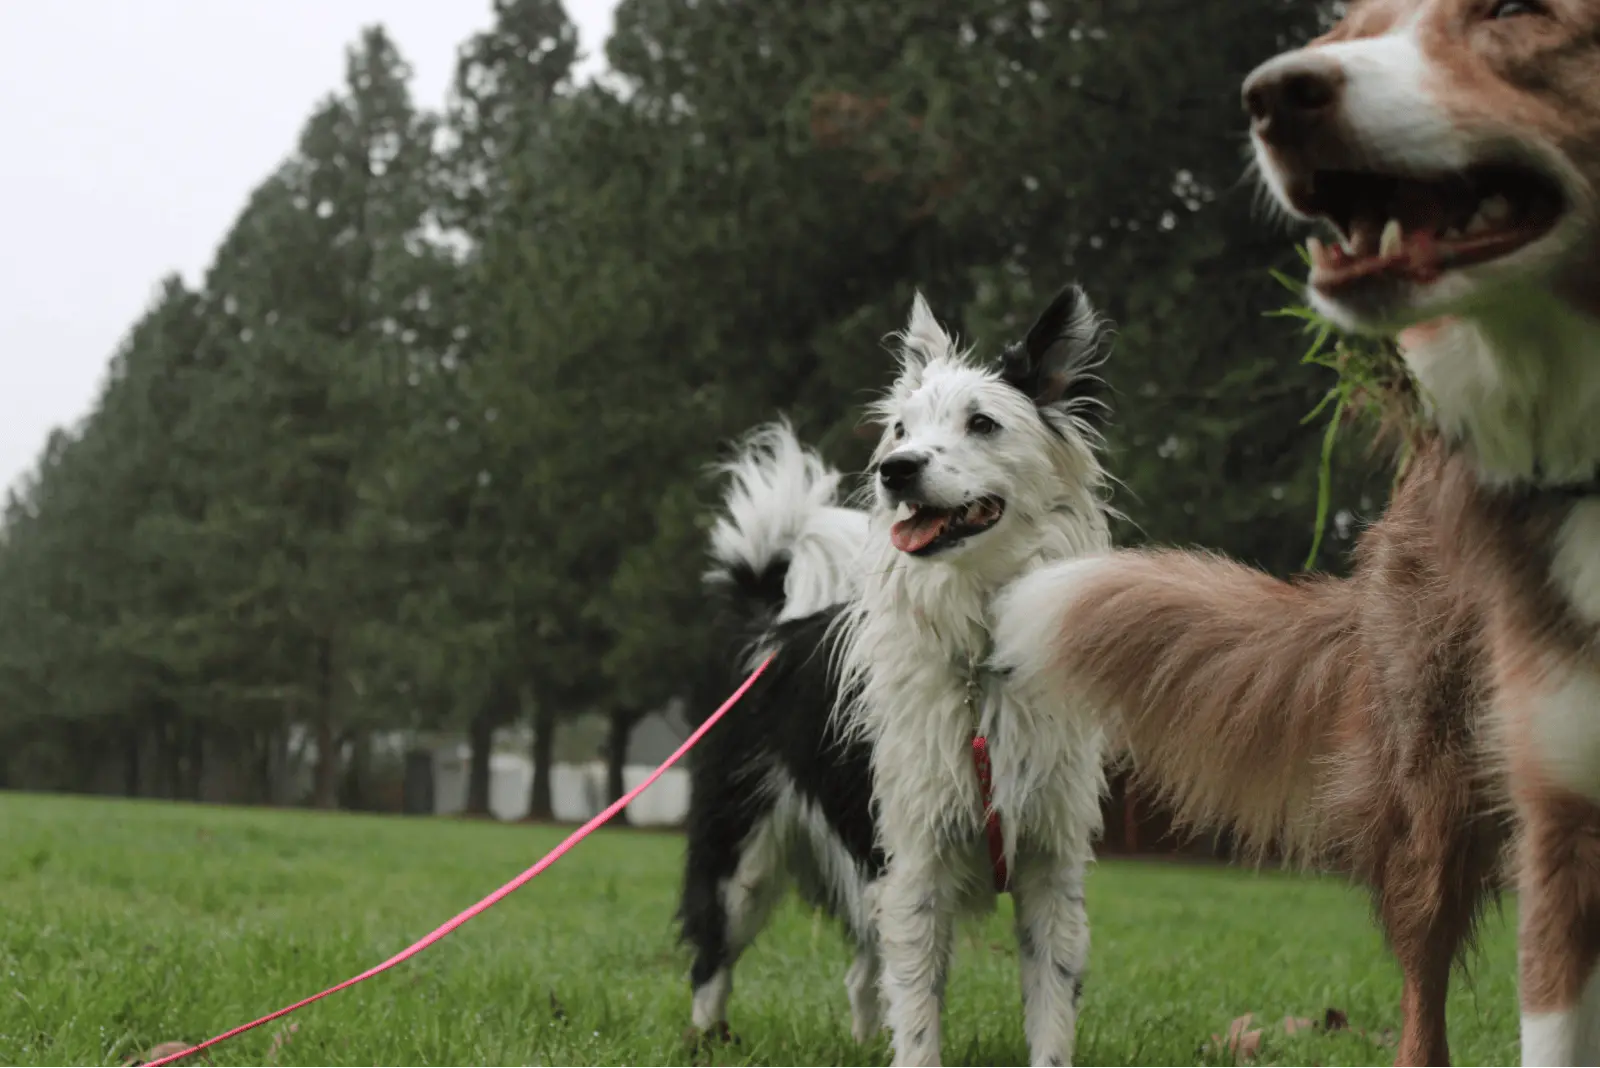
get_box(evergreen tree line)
[0,0,1379,814]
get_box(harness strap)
[970,735,1010,893]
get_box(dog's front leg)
[846,937,884,1044]
[875,854,955,1067]
[1011,851,1089,1067]
[1516,784,1600,1067]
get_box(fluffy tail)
[993,549,1369,860]
[705,420,869,627]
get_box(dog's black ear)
[1000,284,1110,422]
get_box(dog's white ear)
[1001,284,1111,422]
[900,290,952,365]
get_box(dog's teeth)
[1379,218,1402,258]
[1306,235,1325,263]
[894,501,914,522]
[1441,225,1463,240]
[1479,194,1511,224]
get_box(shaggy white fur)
[834,288,1115,1067]
[705,418,871,624]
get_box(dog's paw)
[681,1021,740,1050]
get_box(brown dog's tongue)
[891,510,948,553]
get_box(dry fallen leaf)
[1209,1013,1264,1059]
[1207,1005,1373,1060]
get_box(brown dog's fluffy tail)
[992,549,1368,860]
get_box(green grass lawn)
[0,792,1519,1066]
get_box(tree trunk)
[340,732,372,811]
[465,708,495,817]
[254,728,275,805]
[526,697,557,821]
[123,727,142,797]
[185,722,206,802]
[66,722,96,793]
[467,674,520,817]
[162,721,182,800]
[311,639,340,809]
[603,708,640,826]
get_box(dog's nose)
[878,453,927,492]
[1242,52,1344,142]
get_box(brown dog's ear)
[999,284,1111,425]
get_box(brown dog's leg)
[1373,772,1500,1067]
[1516,787,1600,1066]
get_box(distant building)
[427,700,692,825]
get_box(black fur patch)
[677,605,884,1006]
[998,284,1111,430]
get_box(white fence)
[432,748,689,826]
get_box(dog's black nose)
[1242,53,1343,143]
[878,454,927,492]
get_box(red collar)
[970,735,1010,893]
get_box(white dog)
[835,286,1115,1067]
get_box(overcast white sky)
[0,0,618,498]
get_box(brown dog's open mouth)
[1303,163,1564,292]
[889,496,1005,556]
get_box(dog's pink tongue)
[891,511,947,553]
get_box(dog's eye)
[892,421,905,440]
[1489,0,1542,16]
[967,413,999,435]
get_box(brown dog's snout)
[1242,52,1345,144]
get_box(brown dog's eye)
[1489,0,1543,17]
[967,413,999,435]
[893,421,906,440]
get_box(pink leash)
[143,653,774,1067]
[970,735,1010,893]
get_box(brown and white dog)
[989,1,1600,1065]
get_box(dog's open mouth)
[890,496,1006,555]
[1303,163,1564,292]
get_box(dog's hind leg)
[876,854,956,1067]
[839,871,885,1043]
[681,854,737,1036]
[1012,850,1090,1067]
[681,804,789,1038]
